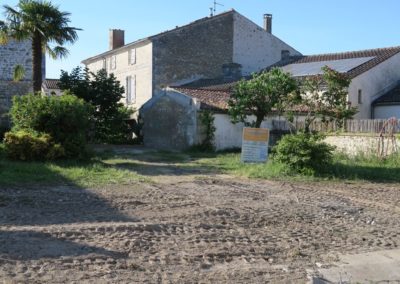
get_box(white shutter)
[126,76,131,104]
[129,49,136,65]
[110,55,116,70]
[132,75,136,103]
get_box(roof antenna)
[210,0,224,16]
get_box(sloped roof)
[373,84,400,106]
[172,46,400,111]
[172,87,231,111]
[42,79,61,90]
[82,10,236,64]
[283,46,400,79]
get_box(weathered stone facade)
[152,12,234,92]
[141,91,198,150]
[0,39,33,127]
[82,10,300,112]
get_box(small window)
[102,58,107,70]
[110,55,116,70]
[126,75,136,104]
[358,89,362,104]
[129,48,136,65]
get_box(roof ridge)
[304,46,400,58]
[82,10,237,64]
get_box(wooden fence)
[272,119,400,134]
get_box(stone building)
[142,46,400,150]
[0,39,33,128]
[82,10,300,111]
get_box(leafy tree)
[300,66,358,131]
[59,67,134,144]
[0,0,80,92]
[228,68,298,128]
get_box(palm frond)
[46,45,69,59]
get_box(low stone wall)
[324,134,398,156]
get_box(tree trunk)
[32,31,43,92]
[255,115,264,128]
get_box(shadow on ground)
[0,231,126,260]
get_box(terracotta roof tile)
[172,46,400,112]
[43,79,61,90]
[172,87,231,111]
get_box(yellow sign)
[241,128,270,163]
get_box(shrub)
[4,130,65,161]
[10,93,92,158]
[273,132,335,174]
[60,67,135,144]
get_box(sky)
[2,0,400,78]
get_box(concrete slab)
[314,249,400,283]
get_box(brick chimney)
[263,14,272,34]
[109,29,125,50]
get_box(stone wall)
[324,134,397,156]
[0,39,33,128]
[152,12,234,92]
[0,39,32,81]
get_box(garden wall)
[324,134,398,157]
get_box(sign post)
[241,128,270,163]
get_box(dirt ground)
[1,157,400,283]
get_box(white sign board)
[241,128,270,163]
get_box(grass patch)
[190,152,400,183]
[0,154,150,188]
[327,153,400,182]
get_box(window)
[102,58,107,70]
[126,75,136,104]
[358,89,362,104]
[129,48,136,65]
[110,55,116,70]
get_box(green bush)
[60,67,135,144]
[4,130,65,161]
[10,93,92,158]
[273,132,335,174]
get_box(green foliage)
[228,68,298,128]
[12,64,25,82]
[273,132,335,174]
[300,66,358,131]
[4,130,65,161]
[10,93,92,158]
[1,0,80,91]
[198,110,216,151]
[59,67,135,144]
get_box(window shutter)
[132,75,136,103]
[126,76,131,104]
[110,55,116,70]
[129,49,136,65]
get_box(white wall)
[232,13,301,75]
[85,41,153,112]
[348,52,400,119]
[374,105,400,119]
[213,114,273,150]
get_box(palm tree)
[0,0,80,92]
